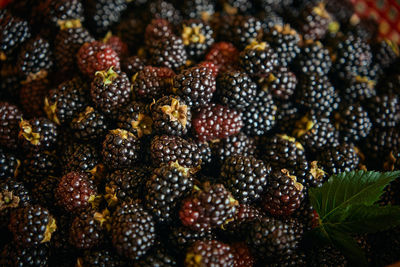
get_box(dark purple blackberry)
[0,64,22,102]
[90,67,131,116]
[167,224,214,253]
[145,163,194,223]
[70,106,109,141]
[365,94,400,128]
[135,245,177,267]
[17,36,53,80]
[31,176,59,208]
[179,183,238,232]
[242,90,277,136]
[9,204,57,247]
[265,24,301,67]
[150,135,201,169]
[116,101,152,138]
[372,40,399,69]
[180,19,214,59]
[376,73,400,96]
[239,41,278,77]
[22,152,60,186]
[79,249,125,267]
[221,155,270,203]
[231,16,262,49]
[132,66,175,102]
[259,67,297,101]
[121,55,146,77]
[216,70,257,110]
[317,143,360,175]
[339,76,376,104]
[0,243,49,267]
[151,95,192,136]
[298,2,332,40]
[150,35,188,70]
[145,19,174,46]
[262,169,305,216]
[364,127,400,166]
[275,102,303,134]
[308,245,347,267]
[18,117,58,153]
[0,149,19,180]
[19,77,49,118]
[296,73,340,117]
[105,165,152,206]
[61,143,101,175]
[45,77,89,125]
[0,12,31,58]
[0,102,23,150]
[173,66,216,108]
[292,160,327,191]
[44,0,85,26]
[147,0,182,24]
[182,0,215,19]
[114,15,146,53]
[294,40,332,77]
[111,200,156,260]
[185,240,234,267]
[325,0,354,25]
[102,129,141,169]
[69,209,104,250]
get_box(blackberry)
[150,35,188,70]
[193,103,243,142]
[9,204,57,247]
[167,224,214,253]
[111,200,156,260]
[22,152,60,186]
[376,73,400,96]
[151,95,191,136]
[231,242,254,267]
[54,21,94,74]
[275,102,303,133]
[173,66,216,108]
[291,200,319,232]
[339,76,376,103]
[181,19,214,59]
[239,41,278,77]
[150,135,201,169]
[294,40,332,77]
[325,0,354,25]
[135,245,177,267]
[117,101,152,138]
[31,176,60,208]
[69,209,104,249]
[334,103,372,142]
[196,140,212,167]
[296,73,340,117]
[205,42,239,73]
[90,67,131,116]
[70,106,109,141]
[121,56,146,77]
[298,2,332,40]
[216,70,257,110]
[308,245,347,267]
[241,90,277,136]
[19,78,49,118]
[270,250,308,267]
[0,149,19,180]
[185,240,234,267]
[103,33,128,58]
[61,143,101,175]
[179,183,238,232]
[18,117,58,152]
[56,171,98,213]
[114,15,146,53]
[85,0,127,36]
[105,165,152,206]
[0,103,23,151]
[365,94,400,128]
[76,41,120,77]
[181,0,215,19]
[0,12,31,58]
[147,0,182,24]
[221,0,254,15]
[17,36,53,80]
[372,40,399,69]
[221,155,270,203]
[45,77,89,125]
[44,0,85,26]
[231,16,262,49]
[132,66,175,102]
[262,169,305,216]
[0,64,22,102]
[364,127,400,166]
[145,19,174,46]
[102,129,141,169]
[317,143,360,174]
[0,243,49,267]
[79,249,125,267]
[264,24,301,67]
[259,67,297,101]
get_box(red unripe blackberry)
[103,33,128,57]
[179,183,238,232]
[185,240,234,267]
[205,42,239,73]
[262,169,305,216]
[239,41,278,78]
[18,117,58,153]
[69,209,104,250]
[0,102,23,150]
[56,171,98,213]
[193,103,243,142]
[77,41,120,77]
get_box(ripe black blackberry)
[31,176,60,208]
[259,67,297,101]
[0,64,22,103]
[121,56,146,77]
[17,36,53,80]
[19,77,49,118]
[308,245,347,267]
[0,149,19,180]
[239,41,278,77]
[231,16,262,49]
[150,35,188,70]
[335,103,372,142]
[56,171,98,213]
[135,245,177,267]
[44,0,85,26]
[294,40,332,77]
[45,77,89,125]
[185,240,235,267]
[264,24,301,67]
[102,129,141,169]
[147,0,182,24]
[69,209,104,250]
[151,95,192,136]
[166,223,214,253]
[145,19,174,46]
[79,249,125,267]
[365,94,400,128]
[376,73,400,96]
[9,204,57,247]
[275,102,303,134]
[179,183,238,232]
[364,127,400,166]
[150,135,201,169]
[145,163,194,223]
[61,143,101,175]
[372,40,399,69]
[132,66,175,102]
[221,155,270,203]
[262,169,305,216]
[117,101,152,138]
[338,76,376,104]
[18,117,58,153]
[173,66,216,108]
[216,70,257,110]
[111,200,156,260]
[242,90,277,136]
[70,106,109,141]
[296,73,340,117]
[181,0,215,19]
[22,151,60,186]
[181,19,214,59]
[317,143,360,174]
[325,0,354,25]
[298,2,332,40]
[0,102,23,150]
[0,12,31,58]
[90,67,131,116]
[0,243,49,267]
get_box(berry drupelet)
[339,76,376,103]
[134,245,177,267]
[185,240,235,267]
[239,41,278,78]
[18,117,58,153]
[0,243,49,267]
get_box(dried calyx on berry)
[94,66,119,85]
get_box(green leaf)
[309,170,400,220]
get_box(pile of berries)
[1,0,400,266]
